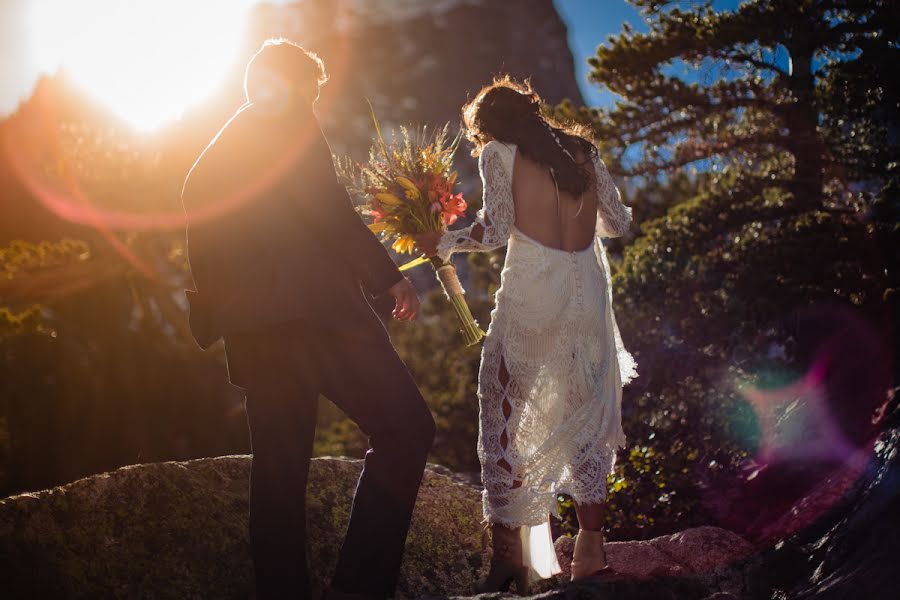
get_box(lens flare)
[5,91,324,240]
[710,306,892,541]
[26,0,256,131]
[7,0,370,283]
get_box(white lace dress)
[435,140,637,580]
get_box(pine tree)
[582,0,896,363]
[557,0,899,536]
[591,0,897,201]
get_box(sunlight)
[26,0,257,131]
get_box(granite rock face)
[246,0,586,164]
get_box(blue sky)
[556,0,744,109]
[553,0,645,108]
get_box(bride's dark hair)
[462,76,597,196]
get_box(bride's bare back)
[428,140,631,263]
[510,149,599,252]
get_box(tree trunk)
[783,34,825,209]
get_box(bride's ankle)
[571,528,609,580]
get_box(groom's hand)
[388,277,419,321]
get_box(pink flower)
[369,201,387,221]
[440,192,466,225]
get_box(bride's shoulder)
[482,140,515,156]
[479,141,516,171]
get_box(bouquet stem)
[430,257,485,347]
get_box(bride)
[415,77,637,593]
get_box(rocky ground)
[2,456,753,599]
[1,395,897,600]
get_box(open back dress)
[435,140,637,580]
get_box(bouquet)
[335,111,485,346]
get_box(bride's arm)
[433,141,515,263]
[592,152,632,238]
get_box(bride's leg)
[495,354,524,489]
[570,501,611,580]
[574,501,605,531]
[477,348,531,593]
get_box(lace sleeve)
[435,141,514,263]
[593,153,632,238]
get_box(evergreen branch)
[728,52,789,76]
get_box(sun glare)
[27,0,257,131]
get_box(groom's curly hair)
[244,38,328,106]
[462,76,597,197]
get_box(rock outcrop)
[553,526,753,588]
[246,0,585,154]
[1,456,756,599]
[8,421,898,600]
[0,456,487,599]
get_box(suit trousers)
[224,320,435,599]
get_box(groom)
[181,39,435,599]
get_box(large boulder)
[535,527,755,598]
[0,456,488,598]
[554,526,753,581]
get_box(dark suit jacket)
[181,103,402,349]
